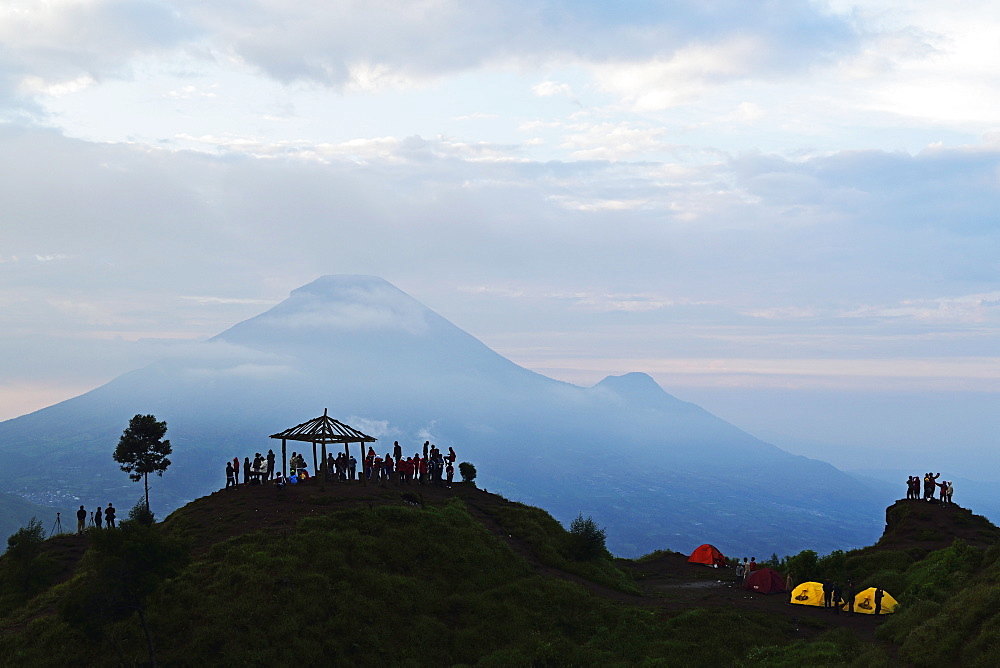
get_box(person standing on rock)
[233,456,241,488]
[946,480,954,505]
[105,503,116,528]
[94,506,103,529]
[226,461,235,489]
[266,449,276,481]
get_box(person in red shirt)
[418,457,427,484]
[748,557,758,572]
[446,462,454,487]
[373,455,383,481]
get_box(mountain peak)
[593,372,700,413]
[291,274,398,299]
[215,275,435,346]
[595,371,661,392]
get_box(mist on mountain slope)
[0,275,883,556]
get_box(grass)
[482,500,640,594]
[8,491,1000,666]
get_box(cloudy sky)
[1,0,998,476]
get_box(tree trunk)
[144,472,150,513]
[136,603,158,667]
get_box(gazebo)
[269,409,377,481]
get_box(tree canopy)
[113,414,172,513]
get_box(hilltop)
[4,477,1000,665]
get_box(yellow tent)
[789,581,826,607]
[845,587,898,615]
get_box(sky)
[1,0,998,477]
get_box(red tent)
[743,567,787,594]
[688,544,725,567]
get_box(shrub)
[783,549,819,583]
[128,499,156,526]
[458,461,477,483]
[568,514,607,561]
[1,518,52,598]
[4,518,45,562]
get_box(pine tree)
[113,414,172,514]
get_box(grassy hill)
[0,480,997,666]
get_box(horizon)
[1,2,998,481]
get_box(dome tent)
[789,581,825,607]
[688,544,725,567]
[743,567,787,594]
[845,587,897,614]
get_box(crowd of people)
[75,503,116,534]
[225,450,277,488]
[906,472,955,504]
[733,556,757,584]
[223,442,458,489]
[360,441,456,487]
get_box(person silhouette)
[874,586,885,615]
[76,505,87,534]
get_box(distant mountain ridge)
[0,275,883,556]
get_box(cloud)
[0,0,197,111]
[2,124,1000,418]
[0,0,864,116]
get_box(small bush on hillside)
[843,549,912,582]
[781,549,819,583]
[817,549,847,581]
[0,517,56,603]
[127,499,155,526]
[568,514,607,561]
[4,517,45,562]
[904,538,980,602]
[458,462,477,483]
[869,569,906,598]
[635,549,679,562]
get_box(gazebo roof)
[269,409,377,444]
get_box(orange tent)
[688,544,726,567]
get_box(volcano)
[0,275,883,556]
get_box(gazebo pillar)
[281,438,287,476]
[311,441,318,480]
[321,442,328,485]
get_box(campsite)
[5,472,999,665]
